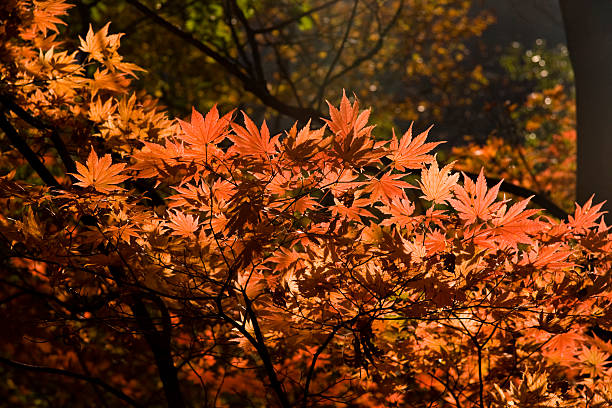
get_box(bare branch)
[328,0,404,84]
[0,356,143,408]
[314,0,359,107]
[228,0,265,83]
[0,93,77,174]
[0,112,60,187]
[252,0,339,34]
[124,0,324,123]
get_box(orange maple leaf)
[79,23,143,77]
[230,113,279,158]
[419,159,459,204]
[491,198,541,246]
[79,23,122,62]
[543,331,584,357]
[71,147,129,193]
[448,169,504,224]
[389,124,443,171]
[268,247,301,273]
[569,195,607,233]
[380,198,416,228]
[283,120,328,162]
[522,242,574,270]
[331,197,375,221]
[89,68,129,96]
[579,346,611,377]
[177,105,234,148]
[167,210,200,238]
[88,97,116,122]
[32,0,73,36]
[365,172,412,204]
[323,90,372,142]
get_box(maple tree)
[1,2,612,408]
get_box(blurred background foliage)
[64,0,576,209]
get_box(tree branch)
[327,0,404,85]
[124,0,250,82]
[228,0,265,83]
[252,0,339,34]
[315,0,359,106]
[223,1,254,73]
[124,0,324,123]
[0,93,77,174]
[241,290,292,408]
[0,112,60,187]
[301,325,343,407]
[0,94,163,206]
[109,266,186,408]
[0,356,143,408]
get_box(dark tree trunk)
[559,0,612,215]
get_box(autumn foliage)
[1,2,612,407]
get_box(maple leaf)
[17,207,44,240]
[380,198,416,228]
[448,169,504,224]
[235,270,266,299]
[542,331,584,358]
[88,97,116,123]
[323,93,386,166]
[323,90,372,142]
[389,124,443,171]
[167,210,200,238]
[89,68,130,96]
[569,195,607,233]
[211,179,235,203]
[419,159,459,204]
[424,229,447,255]
[230,113,279,158]
[71,147,129,193]
[268,247,301,273]
[365,172,412,204]
[522,242,574,271]
[209,213,228,235]
[330,197,375,221]
[131,139,185,179]
[579,346,611,377]
[79,23,122,62]
[32,0,73,36]
[177,105,234,148]
[291,196,319,213]
[283,120,328,162]
[79,23,143,77]
[168,183,208,210]
[320,166,361,196]
[289,120,327,147]
[402,238,427,261]
[491,198,541,246]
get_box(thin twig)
[0,356,143,408]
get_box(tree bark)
[559,0,612,215]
